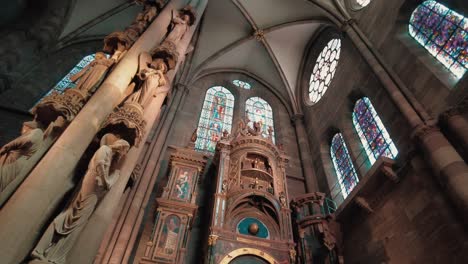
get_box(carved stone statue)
[69,52,115,95]
[126,53,167,108]
[165,12,191,44]
[0,128,43,192]
[29,133,130,264]
[152,6,196,70]
[279,192,287,207]
[221,180,228,193]
[104,0,165,61]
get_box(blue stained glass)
[352,97,398,165]
[32,53,106,108]
[330,133,359,198]
[232,80,251,90]
[195,86,234,153]
[409,1,468,79]
[245,97,275,143]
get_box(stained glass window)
[195,86,234,153]
[356,0,371,8]
[33,54,101,107]
[309,38,341,103]
[245,97,275,143]
[232,80,251,90]
[352,97,398,165]
[409,1,468,79]
[330,133,359,197]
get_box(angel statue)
[0,128,43,192]
[125,53,168,108]
[29,133,130,264]
[165,9,191,45]
[69,52,115,96]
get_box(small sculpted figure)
[29,133,130,264]
[165,12,191,44]
[69,52,114,95]
[0,128,43,192]
[126,54,167,107]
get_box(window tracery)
[352,97,398,165]
[232,80,251,90]
[330,133,359,198]
[356,0,371,8]
[245,97,275,143]
[195,86,234,153]
[308,39,341,104]
[409,0,468,79]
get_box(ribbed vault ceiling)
[58,0,336,112]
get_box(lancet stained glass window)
[245,97,275,143]
[409,1,468,79]
[195,86,234,153]
[352,97,398,165]
[309,38,341,103]
[232,80,251,90]
[331,133,359,197]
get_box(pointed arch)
[409,1,468,79]
[245,97,275,143]
[195,86,235,152]
[352,97,398,165]
[330,133,359,198]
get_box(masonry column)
[414,125,468,224]
[67,1,208,263]
[292,114,318,192]
[96,84,189,264]
[0,1,189,263]
[440,106,468,156]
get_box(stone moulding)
[151,40,179,70]
[99,102,147,147]
[32,88,87,125]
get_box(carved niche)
[140,146,207,264]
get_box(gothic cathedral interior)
[0,0,467,263]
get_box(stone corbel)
[336,157,400,221]
[355,196,373,214]
[381,158,399,183]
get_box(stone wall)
[300,1,468,263]
[350,0,468,113]
[0,40,101,145]
[342,155,468,263]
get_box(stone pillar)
[96,84,188,264]
[0,2,186,263]
[67,2,208,263]
[440,107,468,156]
[414,125,468,225]
[292,114,319,192]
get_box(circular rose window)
[356,0,371,7]
[308,38,341,104]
